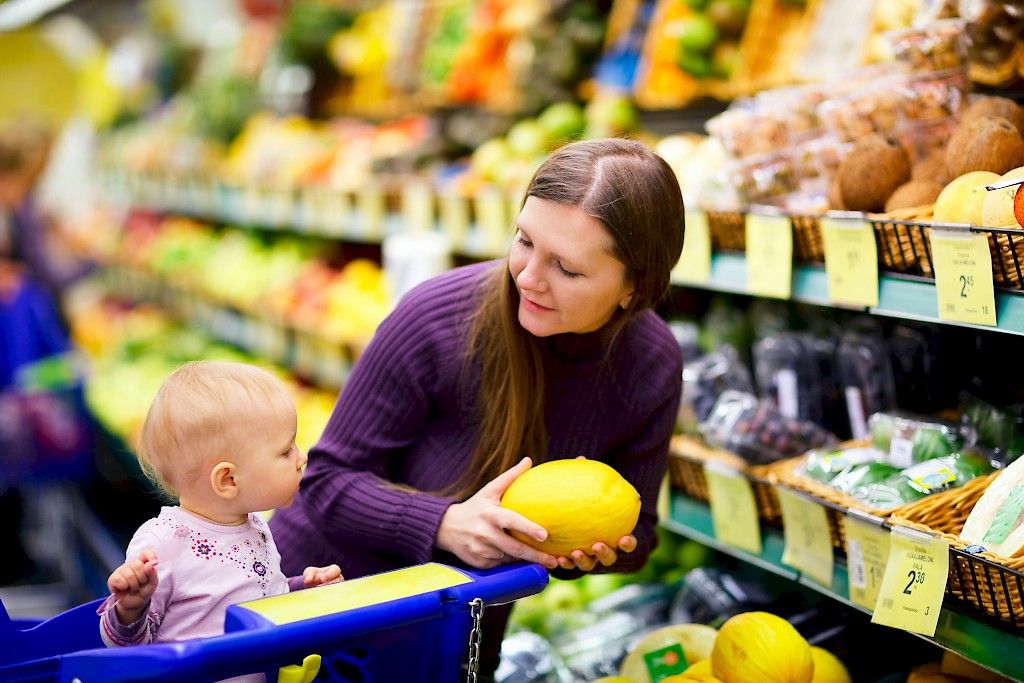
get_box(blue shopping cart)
[0,561,549,682]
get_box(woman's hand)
[555,535,637,572]
[302,564,343,587]
[437,457,559,570]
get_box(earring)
[620,297,632,309]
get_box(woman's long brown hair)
[443,138,685,500]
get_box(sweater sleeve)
[299,285,460,564]
[554,340,682,579]
[98,530,172,647]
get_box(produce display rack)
[102,266,352,390]
[662,494,1024,681]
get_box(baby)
[98,361,340,663]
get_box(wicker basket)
[869,205,936,278]
[668,435,784,525]
[890,472,1024,627]
[707,211,746,252]
[985,227,1024,290]
[791,215,824,264]
[773,441,935,555]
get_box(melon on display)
[960,456,1024,558]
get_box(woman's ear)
[619,291,634,309]
[210,461,239,499]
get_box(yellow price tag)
[440,193,470,250]
[673,210,712,284]
[930,230,997,326]
[402,182,434,233]
[704,462,762,555]
[821,217,879,307]
[745,213,793,299]
[474,190,510,257]
[871,526,948,636]
[359,186,386,240]
[777,487,833,586]
[844,513,891,611]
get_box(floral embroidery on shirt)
[151,514,276,596]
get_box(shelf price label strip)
[704,461,762,555]
[821,216,879,307]
[930,229,997,327]
[673,210,712,285]
[871,525,948,636]
[745,213,793,300]
[776,487,833,587]
[844,511,891,611]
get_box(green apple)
[540,579,583,613]
[506,119,551,158]
[537,101,585,146]
[677,47,712,78]
[676,14,719,53]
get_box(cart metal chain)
[465,597,485,683]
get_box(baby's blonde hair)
[139,360,294,499]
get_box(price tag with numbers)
[673,210,712,285]
[745,213,793,299]
[930,230,997,326]
[777,487,833,586]
[704,462,762,555]
[844,512,891,611]
[821,216,878,307]
[871,526,948,636]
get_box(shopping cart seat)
[0,561,548,683]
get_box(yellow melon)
[810,647,851,683]
[619,624,719,683]
[711,612,813,683]
[981,166,1024,227]
[500,459,641,557]
[933,171,1001,224]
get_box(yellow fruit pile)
[589,611,851,683]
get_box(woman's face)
[509,196,634,337]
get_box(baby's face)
[234,405,306,512]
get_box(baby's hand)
[108,549,158,625]
[302,564,343,587]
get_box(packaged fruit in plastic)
[851,451,994,508]
[752,332,825,425]
[700,391,837,465]
[868,411,977,468]
[837,326,897,441]
[885,18,968,72]
[679,347,755,435]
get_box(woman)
[270,138,686,676]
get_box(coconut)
[884,180,943,212]
[838,135,911,212]
[911,148,951,185]
[945,116,1024,177]
[961,96,1024,135]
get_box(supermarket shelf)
[671,253,1024,336]
[663,495,1024,681]
[102,267,352,390]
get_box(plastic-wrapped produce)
[868,411,977,468]
[753,332,825,424]
[679,348,754,435]
[888,323,953,414]
[837,326,897,440]
[700,391,837,465]
[802,445,884,483]
[961,394,1024,465]
[667,318,703,365]
[495,631,570,683]
[669,568,777,628]
[850,451,994,508]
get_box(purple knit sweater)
[270,261,683,580]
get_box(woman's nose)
[517,257,545,292]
